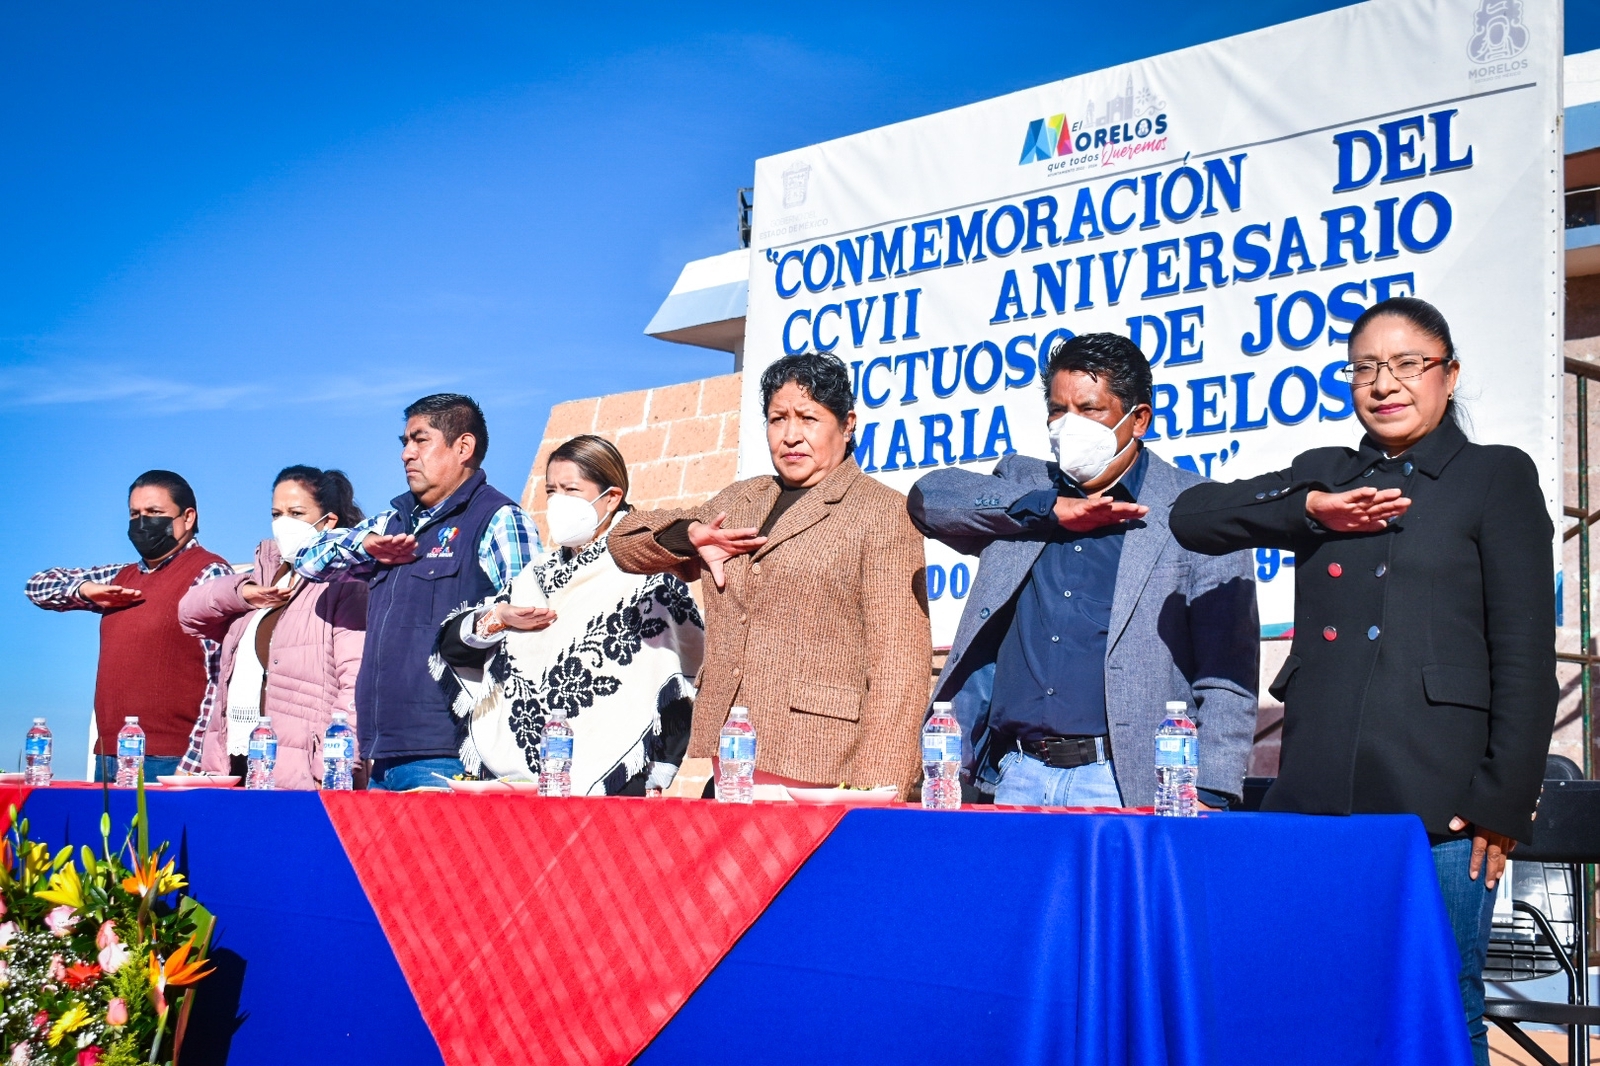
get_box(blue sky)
[4,2,1596,777]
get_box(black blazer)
[1169,420,1556,842]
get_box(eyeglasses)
[1337,355,1449,388]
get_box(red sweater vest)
[94,544,228,757]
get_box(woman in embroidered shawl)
[435,435,704,794]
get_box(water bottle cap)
[31,718,44,726]
[729,705,750,718]
[330,712,347,722]
[1164,702,1187,712]
[932,702,953,712]
[258,716,272,725]
[124,717,139,724]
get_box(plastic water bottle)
[23,718,52,786]
[921,702,961,810]
[717,705,756,804]
[322,712,354,791]
[115,717,145,788]
[1154,701,1199,817]
[246,716,277,790]
[539,706,574,797]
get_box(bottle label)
[117,735,144,758]
[249,738,277,762]
[25,736,49,758]
[324,736,350,762]
[1154,735,1198,768]
[922,734,961,763]
[719,735,756,763]
[542,735,573,761]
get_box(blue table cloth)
[640,809,1470,1066]
[9,791,1467,1065]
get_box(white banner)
[740,0,1564,646]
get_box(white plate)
[156,775,239,788]
[786,786,898,806]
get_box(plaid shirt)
[25,539,235,774]
[294,501,536,592]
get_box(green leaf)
[136,768,149,861]
[177,897,216,956]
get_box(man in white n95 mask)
[907,332,1260,810]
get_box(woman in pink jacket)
[179,466,368,789]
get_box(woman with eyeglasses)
[1169,296,1555,1066]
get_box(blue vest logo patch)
[427,526,460,558]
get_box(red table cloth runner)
[322,793,845,1066]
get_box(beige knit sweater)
[608,458,932,796]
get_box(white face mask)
[545,491,608,549]
[272,515,326,564]
[1048,410,1134,485]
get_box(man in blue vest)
[297,393,538,791]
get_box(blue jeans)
[1432,837,1496,1066]
[994,750,1123,807]
[368,756,465,792]
[93,755,182,783]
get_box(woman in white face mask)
[178,466,369,787]
[435,435,705,795]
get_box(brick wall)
[520,372,742,546]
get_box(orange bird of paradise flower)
[146,937,212,1015]
[121,855,186,900]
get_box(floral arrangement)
[0,783,214,1066]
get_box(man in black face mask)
[27,470,232,781]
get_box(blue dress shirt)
[989,449,1149,744]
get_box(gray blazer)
[907,449,1259,806]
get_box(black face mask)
[128,515,180,561]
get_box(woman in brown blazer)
[609,352,932,796]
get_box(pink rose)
[44,905,78,938]
[95,919,128,973]
[105,998,128,1027]
[48,954,66,982]
[97,939,129,974]
[0,921,17,947]
[10,1040,28,1065]
[77,1047,103,1066]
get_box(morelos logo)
[1467,0,1528,64]
[1019,75,1168,168]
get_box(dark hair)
[1040,332,1153,413]
[128,470,196,513]
[1347,296,1457,361]
[547,435,630,505]
[274,465,365,527]
[404,393,488,467]
[1347,296,1463,429]
[759,352,855,445]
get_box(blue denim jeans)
[93,755,183,784]
[368,756,465,792]
[1432,837,1496,1066]
[993,750,1123,807]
